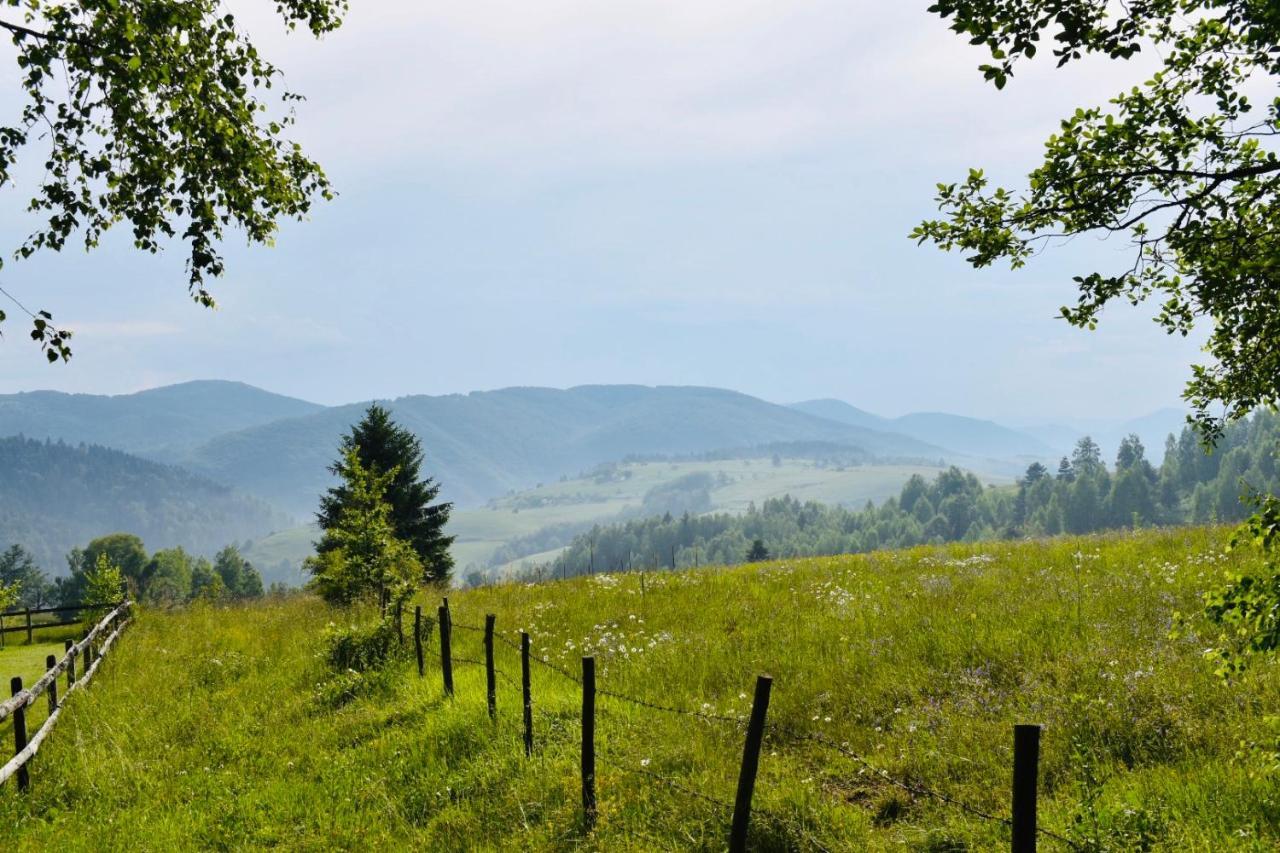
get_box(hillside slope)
[173,385,949,513]
[0,436,292,572]
[3,528,1275,849]
[0,380,325,456]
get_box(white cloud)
[234,1,1140,179]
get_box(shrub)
[322,618,400,673]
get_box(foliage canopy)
[915,0,1280,441]
[0,0,346,359]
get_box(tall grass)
[0,527,1276,850]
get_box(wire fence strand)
[432,609,1077,850]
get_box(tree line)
[525,412,1280,580]
[0,535,268,610]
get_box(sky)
[0,1,1208,421]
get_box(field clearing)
[3,527,1278,850]
[0,623,95,743]
[246,459,981,584]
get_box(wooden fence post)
[438,605,453,696]
[24,609,32,645]
[521,631,533,756]
[581,655,597,831]
[64,639,75,687]
[396,601,404,647]
[414,606,424,678]
[729,674,773,853]
[1012,724,1041,853]
[10,677,28,792]
[484,614,497,721]
[45,655,58,715]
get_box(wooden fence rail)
[0,601,133,791]
[0,601,127,646]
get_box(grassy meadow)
[2,527,1277,850]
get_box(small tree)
[83,553,125,610]
[307,449,423,608]
[746,539,770,562]
[213,546,265,600]
[191,559,229,603]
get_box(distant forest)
[0,436,293,573]
[515,412,1280,581]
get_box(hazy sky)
[0,1,1206,420]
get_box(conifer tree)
[317,405,454,585]
[308,449,422,606]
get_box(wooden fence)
[0,601,126,647]
[414,597,1074,853]
[0,601,132,791]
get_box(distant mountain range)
[789,399,1055,459]
[0,380,1190,555]
[157,384,948,514]
[0,380,323,456]
[790,399,1189,464]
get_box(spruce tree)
[317,405,454,584]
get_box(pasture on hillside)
[2,527,1277,850]
[245,457,982,585]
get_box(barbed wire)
[488,632,586,684]
[448,655,521,688]
[596,748,833,852]
[597,687,746,728]
[435,609,1076,849]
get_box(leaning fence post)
[484,614,497,721]
[521,631,533,756]
[64,639,76,687]
[729,674,773,853]
[45,655,58,715]
[1012,724,1041,853]
[581,655,597,831]
[414,606,424,677]
[10,677,28,792]
[438,605,454,696]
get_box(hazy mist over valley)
[0,378,1194,585]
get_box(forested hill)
[0,436,292,573]
[164,385,949,513]
[0,380,324,455]
[535,410,1280,579]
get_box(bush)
[322,618,400,673]
[312,667,394,709]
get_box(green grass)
[2,527,1278,850]
[0,623,95,748]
